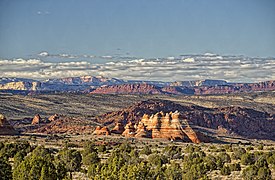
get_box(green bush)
[83,152,100,166]
[0,158,12,180]
[229,163,241,171]
[221,165,231,175]
[241,153,255,165]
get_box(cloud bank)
[0,55,274,82]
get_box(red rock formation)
[97,99,275,141]
[122,122,136,137]
[91,83,163,94]
[111,122,125,134]
[48,114,59,122]
[0,114,17,135]
[32,116,96,134]
[31,114,42,125]
[93,126,111,136]
[135,122,148,138]
[140,111,188,141]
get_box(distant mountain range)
[0,76,274,95]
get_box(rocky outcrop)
[33,116,96,134]
[96,99,195,125]
[0,114,17,135]
[111,122,125,134]
[135,122,148,138]
[93,126,111,136]
[1,77,274,95]
[48,114,59,122]
[97,99,275,141]
[122,122,136,137]
[138,111,204,142]
[31,114,42,125]
[91,84,163,94]
[116,111,206,143]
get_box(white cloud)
[0,55,274,82]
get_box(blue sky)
[0,0,275,59]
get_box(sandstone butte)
[31,114,42,125]
[0,114,17,135]
[92,126,111,136]
[102,111,209,143]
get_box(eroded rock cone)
[0,114,17,135]
[122,122,136,137]
[111,122,125,134]
[32,114,42,125]
[92,126,111,135]
[135,122,148,138]
[48,114,59,122]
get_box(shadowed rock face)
[0,114,17,135]
[91,84,163,95]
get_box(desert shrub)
[97,145,107,153]
[83,152,100,166]
[242,165,258,180]
[13,146,59,180]
[55,147,82,176]
[221,165,231,175]
[204,155,217,171]
[184,145,201,153]
[0,158,12,180]
[148,154,168,167]
[241,153,255,165]
[218,152,231,163]
[246,146,254,151]
[83,141,96,156]
[232,147,246,160]
[257,144,264,150]
[0,142,4,150]
[164,162,182,180]
[162,145,182,159]
[257,167,271,180]
[87,163,101,178]
[224,144,233,152]
[229,163,241,171]
[140,145,152,155]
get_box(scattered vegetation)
[0,139,274,180]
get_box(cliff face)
[91,84,163,94]
[1,77,274,95]
[194,80,275,95]
[97,99,275,141]
[0,81,41,91]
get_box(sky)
[0,0,275,59]
[0,0,274,82]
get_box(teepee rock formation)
[122,122,136,137]
[0,114,17,135]
[119,111,208,143]
[31,114,42,125]
[111,122,125,134]
[92,126,111,136]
